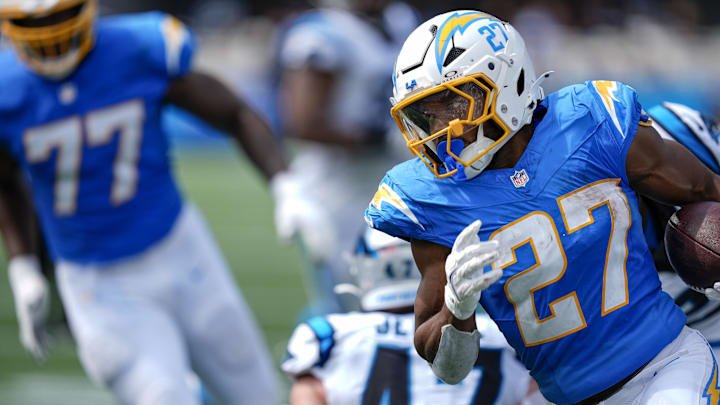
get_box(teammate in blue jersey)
[0,1,284,404]
[641,103,720,356]
[365,10,720,405]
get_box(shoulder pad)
[586,80,644,139]
[0,51,30,114]
[102,12,195,78]
[281,316,335,376]
[364,167,429,241]
[279,11,347,71]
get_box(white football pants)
[56,204,278,405]
[602,326,717,405]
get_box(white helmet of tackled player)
[390,10,552,180]
[335,227,420,311]
[0,0,97,79]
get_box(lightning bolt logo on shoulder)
[592,80,625,138]
[370,183,425,230]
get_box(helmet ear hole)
[516,69,525,97]
[443,46,466,67]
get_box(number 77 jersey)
[0,12,194,263]
[365,81,686,405]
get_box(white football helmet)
[390,10,551,180]
[0,0,97,79]
[335,227,420,312]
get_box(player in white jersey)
[643,102,720,356]
[272,0,418,313]
[282,227,545,405]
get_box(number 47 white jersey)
[282,311,534,405]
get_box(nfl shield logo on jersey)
[510,169,530,188]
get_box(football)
[665,201,720,289]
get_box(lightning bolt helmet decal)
[434,11,499,73]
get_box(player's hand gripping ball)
[665,201,720,299]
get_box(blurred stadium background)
[1,0,720,403]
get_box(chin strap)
[437,120,502,181]
[436,138,467,180]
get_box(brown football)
[664,201,720,289]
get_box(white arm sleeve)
[429,324,481,385]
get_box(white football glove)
[8,255,49,363]
[703,282,720,301]
[445,220,503,320]
[270,171,336,263]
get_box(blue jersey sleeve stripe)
[306,316,335,368]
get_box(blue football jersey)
[0,12,194,263]
[365,81,686,405]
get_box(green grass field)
[0,147,308,404]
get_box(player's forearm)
[655,143,720,203]
[290,375,327,405]
[414,305,475,363]
[164,72,287,180]
[694,172,720,204]
[628,126,720,205]
[416,306,480,385]
[636,141,720,205]
[287,111,384,147]
[0,173,37,258]
[231,106,287,181]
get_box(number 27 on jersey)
[491,179,631,347]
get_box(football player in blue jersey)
[641,102,720,356]
[0,1,285,404]
[365,10,720,405]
